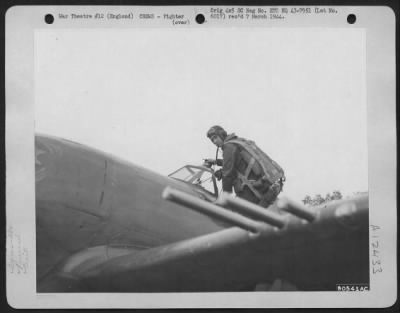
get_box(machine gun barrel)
[162,187,265,234]
[217,193,287,228]
[276,197,317,222]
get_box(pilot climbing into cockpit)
[205,125,285,208]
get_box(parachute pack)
[226,137,285,202]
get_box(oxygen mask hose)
[215,147,220,165]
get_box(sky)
[34,27,368,201]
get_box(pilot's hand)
[203,158,216,165]
[214,169,223,181]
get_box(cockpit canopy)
[168,165,219,199]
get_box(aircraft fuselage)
[36,134,222,281]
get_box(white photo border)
[5,5,397,308]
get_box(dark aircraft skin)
[35,134,369,292]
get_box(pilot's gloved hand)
[203,158,215,168]
[214,169,223,181]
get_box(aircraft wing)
[39,188,369,292]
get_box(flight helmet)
[206,125,227,141]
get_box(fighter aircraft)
[36,133,369,292]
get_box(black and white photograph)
[5,5,396,308]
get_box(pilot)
[206,125,285,208]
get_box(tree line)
[302,190,343,206]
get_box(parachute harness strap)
[236,172,263,200]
